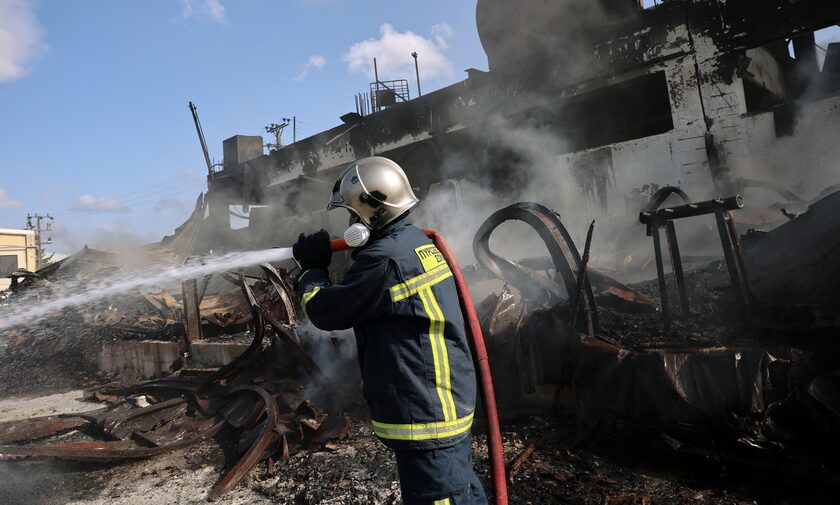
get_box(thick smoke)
[727,102,840,207]
[296,323,363,410]
[478,0,627,87]
[412,112,642,283]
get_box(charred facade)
[204,0,840,250]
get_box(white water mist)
[0,247,295,332]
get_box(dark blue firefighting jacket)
[297,218,477,450]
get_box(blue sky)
[0,0,487,253]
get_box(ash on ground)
[0,404,833,504]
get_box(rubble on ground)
[0,268,349,501]
[474,195,840,498]
[1,191,839,503]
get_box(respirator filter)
[343,223,371,248]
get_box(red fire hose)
[330,231,508,504]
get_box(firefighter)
[293,156,488,505]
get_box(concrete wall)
[730,94,840,202]
[0,229,36,290]
[99,340,249,379]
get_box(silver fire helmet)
[327,156,420,230]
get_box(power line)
[64,178,205,214]
[117,179,205,205]
[64,182,206,217]
[296,120,331,131]
[118,185,205,210]
[0,245,39,251]
[61,167,207,216]
[111,172,205,199]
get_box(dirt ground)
[0,389,835,505]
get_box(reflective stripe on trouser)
[434,500,451,505]
[372,412,473,441]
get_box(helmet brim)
[327,191,365,223]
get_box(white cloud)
[295,54,326,81]
[431,23,454,50]
[0,187,22,208]
[0,0,46,82]
[72,194,129,213]
[344,23,454,81]
[180,0,226,22]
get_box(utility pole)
[373,58,381,112]
[412,52,422,97]
[265,118,291,151]
[25,213,53,270]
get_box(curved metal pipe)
[472,202,597,336]
[642,186,690,214]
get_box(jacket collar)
[351,212,410,258]
[375,212,411,238]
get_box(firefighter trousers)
[394,435,488,505]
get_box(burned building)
[201,0,840,251]
[3,1,840,503]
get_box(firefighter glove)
[293,229,332,271]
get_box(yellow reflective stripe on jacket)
[418,287,457,421]
[297,269,312,282]
[434,499,451,505]
[389,263,453,302]
[301,285,321,319]
[372,412,474,441]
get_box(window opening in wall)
[526,71,674,153]
[0,255,19,277]
[748,27,840,115]
[787,26,840,72]
[814,27,840,95]
[743,42,790,113]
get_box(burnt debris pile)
[472,192,840,490]
[0,265,350,502]
[0,207,300,395]
[1,191,839,501]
